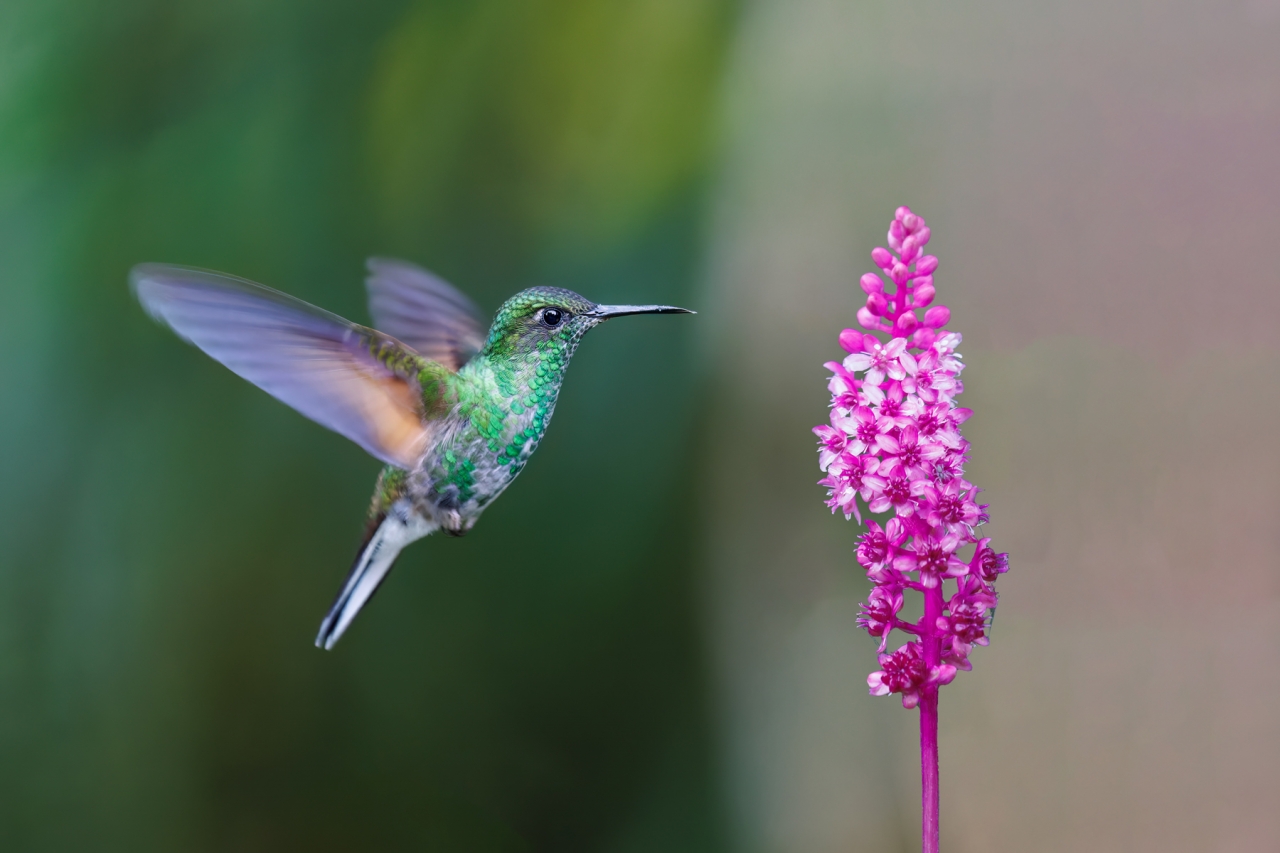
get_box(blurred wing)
[131,264,434,469]
[365,257,486,371]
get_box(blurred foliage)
[0,0,735,849]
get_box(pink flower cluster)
[814,207,1008,709]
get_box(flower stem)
[919,583,944,853]
[919,685,940,853]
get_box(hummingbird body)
[131,261,690,649]
[415,291,586,533]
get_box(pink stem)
[919,684,940,852]
[919,582,944,853]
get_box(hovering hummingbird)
[131,259,693,649]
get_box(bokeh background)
[2,0,1278,851]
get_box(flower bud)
[894,311,919,335]
[871,247,894,270]
[915,255,938,275]
[895,206,911,220]
[901,236,920,263]
[912,327,936,349]
[924,305,950,328]
[857,306,881,330]
[888,231,903,253]
[839,328,864,353]
[860,273,884,294]
[866,292,887,316]
[915,226,931,246]
[890,263,910,285]
[889,220,906,240]
[902,213,920,233]
[912,282,935,307]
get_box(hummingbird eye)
[540,307,566,328]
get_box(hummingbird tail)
[315,504,435,650]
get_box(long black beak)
[589,304,696,320]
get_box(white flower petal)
[843,353,873,372]
[899,350,919,376]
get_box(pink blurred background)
[699,0,1280,849]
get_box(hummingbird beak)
[588,304,696,320]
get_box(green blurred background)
[1,1,733,849]
[3,0,1279,851]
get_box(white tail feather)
[315,504,435,649]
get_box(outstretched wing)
[132,263,438,469]
[365,257,486,371]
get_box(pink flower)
[869,381,918,429]
[903,363,959,406]
[880,424,946,481]
[916,479,983,532]
[971,539,1010,585]
[937,596,993,652]
[868,642,958,709]
[819,453,885,522]
[824,361,861,411]
[870,461,921,514]
[836,406,898,456]
[857,518,908,584]
[844,337,917,387]
[813,424,849,472]
[914,402,966,449]
[858,586,904,651]
[893,531,965,587]
[856,517,905,571]
[856,521,893,568]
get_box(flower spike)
[814,207,1009,853]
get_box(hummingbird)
[131,258,693,649]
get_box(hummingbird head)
[481,286,693,358]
